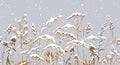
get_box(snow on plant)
[0,13,120,65]
[46,15,63,27]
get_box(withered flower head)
[23,14,27,20]
[74,55,79,59]
[10,36,17,42]
[2,41,9,47]
[23,39,29,44]
[89,43,96,51]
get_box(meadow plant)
[0,13,120,65]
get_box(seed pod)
[29,54,44,61]
[2,41,9,47]
[10,36,17,42]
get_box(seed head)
[32,24,37,35]
[10,36,17,42]
[116,38,120,45]
[6,24,13,33]
[109,21,114,30]
[2,41,9,47]
[85,23,91,34]
[23,14,27,21]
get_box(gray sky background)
[0,0,120,36]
